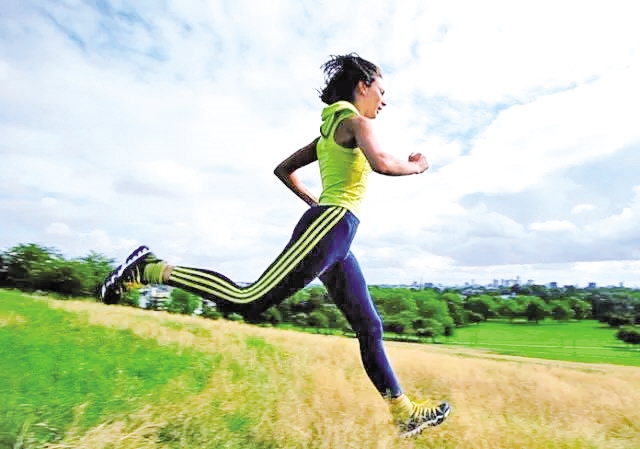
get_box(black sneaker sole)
[399,403,452,438]
[100,245,151,301]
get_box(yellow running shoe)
[389,394,451,438]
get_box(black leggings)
[167,205,403,396]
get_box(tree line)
[2,243,639,345]
[0,244,112,297]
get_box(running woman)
[100,53,451,437]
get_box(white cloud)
[529,220,578,233]
[426,64,640,203]
[45,222,72,236]
[395,1,639,103]
[590,208,636,238]
[0,59,9,81]
[586,185,640,239]
[571,204,595,214]
[1,1,640,287]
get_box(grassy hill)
[1,290,639,449]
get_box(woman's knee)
[355,314,384,341]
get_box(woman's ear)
[356,80,368,97]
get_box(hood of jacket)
[320,101,360,138]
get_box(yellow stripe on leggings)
[170,206,346,304]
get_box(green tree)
[274,298,294,322]
[550,301,574,321]
[77,251,114,297]
[465,295,498,321]
[307,286,329,310]
[384,310,415,335]
[0,253,7,286]
[292,312,309,328]
[606,314,633,328]
[1,244,114,297]
[373,288,416,317]
[227,313,244,322]
[415,318,444,342]
[529,284,551,301]
[42,258,93,297]
[167,288,200,315]
[319,304,348,329]
[201,302,222,320]
[440,292,466,326]
[525,297,548,323]
[384,319,406,335]
[496,299,523,322]
[616,328,640,345]
[121,288,140,307]
[467,311,484,324]
[415,296,449,322]
[260,307,282,325]
[308,310,329,328]
[371,288,417,335]
[5,243,57,290]
[569,297,591,320]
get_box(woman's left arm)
[274,138,320,206]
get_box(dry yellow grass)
[50,300,640,449]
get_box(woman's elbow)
[274,164,286,178]
[274,164,293,183]
[371,166,390,175]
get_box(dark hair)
[319,53,381,105]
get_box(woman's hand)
[408,152,429,174]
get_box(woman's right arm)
[349,116,429,176]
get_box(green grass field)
[2,290,640,449]
[0,290,217,448]
[288,318,640,367]
[445,319,640,366]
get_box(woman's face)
[356,76,387,119]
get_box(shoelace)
[412,404,440,422]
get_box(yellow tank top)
[317,101,372,217]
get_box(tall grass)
[0,291,216,448]
[3,290,640,448]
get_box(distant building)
[587,282,597,289]
[500,278,519,288]
[139,285,171,309]
[548,282,558,289]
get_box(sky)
[1,0,639,288]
